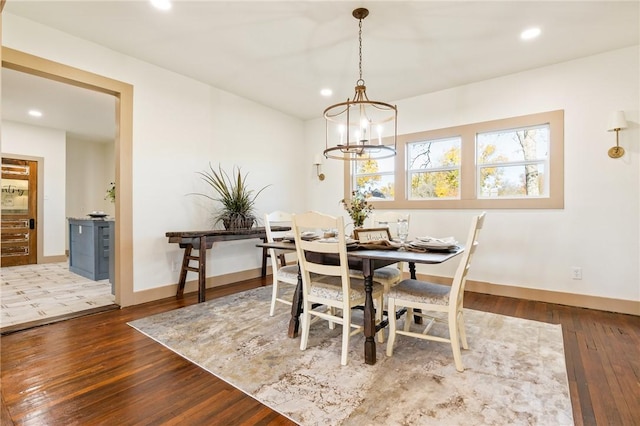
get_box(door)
[1,158,38,266]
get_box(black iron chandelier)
[323,8,397,161]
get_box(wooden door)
[1,158,38,266]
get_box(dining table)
[256,239,464,365]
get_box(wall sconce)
[607,110,628,158]
[313,155,325,181]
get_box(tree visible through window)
[408,136,461,199]
[477,125,549,198]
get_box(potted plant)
[194,163,270,230]
[104,182,115,203]
[340,189,374,228]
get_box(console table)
[166,227,289,302]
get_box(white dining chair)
[264,211,299,316]
[293,211,385,366]
[349,212,410,292]
[386,212,486,372]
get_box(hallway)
[1,262,116,333]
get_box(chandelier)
[323,8,397,161]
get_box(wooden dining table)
[256,240,464,365]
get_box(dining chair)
[264,211,299,316]
[385,211,486,372]
[293,211,385,366]
[349,212,411,292]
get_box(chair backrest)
[292,211,351,298]
[371,212,410,239]
[449,212,486,310]
[264,210,296,268]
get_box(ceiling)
[2,1,639,142]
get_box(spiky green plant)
[194,163,270,229]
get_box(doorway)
[1,158,37,266]
[1,47,135,307]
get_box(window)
[352,156,395,200]
[407,136,461,200]
[346,110,564,209]
[477,124,550,199]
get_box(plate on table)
[413,236,457,248]
[301,232,319,241]
[410,243,459,252]
[281,232,319,242]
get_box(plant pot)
[223,215,255,230]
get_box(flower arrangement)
[340,189,373,228]
[105,182,115,203]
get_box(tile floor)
[1,261,115,331]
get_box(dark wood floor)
[2,277,639,425]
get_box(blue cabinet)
[68,218,114,283]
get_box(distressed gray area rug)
[128,287,573,425]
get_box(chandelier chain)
[358,17,363,83]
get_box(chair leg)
[386,297,397,357]
[269,280,279,317]
[449,317,464,372]
[341,308,351,365]
[300,303,311,351]
[458,309,469,349]
[403,307,413,332]
[328,306,336,329]
[376,294,384,344]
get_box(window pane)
[477,125,549,164]
[355,174,394,200]
[354,155,395,200]
[1,178,29,214]
[409,170,460,199]
[479,163,546,197]
[408,137,461,170]
[408,137,460,199]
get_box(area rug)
[129,287,573,425]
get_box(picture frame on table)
[353,227,392,242]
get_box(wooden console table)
[166,227,289,303]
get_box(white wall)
[1,121,67,257]
[5,13,638,305]
[306,46,640,303]
[65,138,115,250]
[3,13,307,292]
[66,138,115,218]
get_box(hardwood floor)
[2,277,639,425]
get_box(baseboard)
[130,267,638,316]
[41,255,68,263]
[416,273,639,316]
[132,267,267,305]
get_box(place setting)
[407,236,460,252]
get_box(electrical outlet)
[571,267,582,280]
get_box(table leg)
[198,235,207,303]
[363,259,376,365]
[176,245,192,298]
[287,265,303,338]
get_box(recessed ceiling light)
[320,88,333,97]
[520,27,541,41]
[28,110,43,118]
[150,0,172,11]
